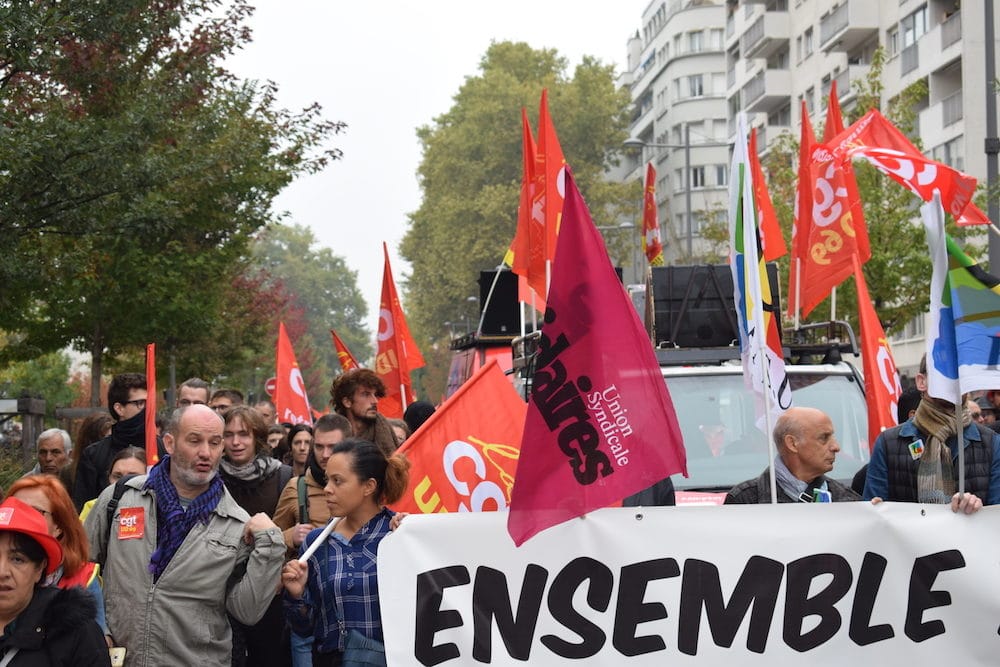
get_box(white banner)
[379,504,1000,665]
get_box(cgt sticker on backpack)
[117,507,145,540]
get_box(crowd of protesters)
[1,348,995,665]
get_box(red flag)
[854,255,901,448]
[823,109,987,226]
[275,322,313,425]
[330,329,360,373]
[641,163,665,266]
[823,80,871,262]
[788,101,816,318]
[509,108,546,308]
[144,344,158,467]
[390,360,525,514]
[534,89,567,273]
[375,243,425,419]
[507,171,687,546]
[748,128,787,261]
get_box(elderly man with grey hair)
[23,428,72,477]
[724,406,861,504]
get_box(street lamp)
[624,125,729,260]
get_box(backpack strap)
[297,475,310,525]
[106,474,140,529]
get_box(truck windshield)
[664,372,870,492]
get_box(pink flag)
[506,171,687,546]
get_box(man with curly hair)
[329,369,400,456]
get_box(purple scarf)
[144,455,224,580]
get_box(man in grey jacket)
[86,404,285,667]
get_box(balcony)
[942,91,963,127]
[742,11,790,60]
[941,11,962,50]
[825,64,870,104]
[820,1,879,54]
[743,69,791,113]
[900,44,918,76]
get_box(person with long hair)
[6,475,112,646]
[282,438,410,666]
[0,497,110,665]
[64,413,113,491]
[285,424,314,478]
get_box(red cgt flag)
[748,128,787,262]
[275,322,313,425]
[509,107,546,309]
[507,171,687,546]
[389,360,525,514]
[535,89,567,278]
[375,243,425,419]
[788,100,817,318]
[144,343,159,467]
[641,163,664,266]
[330,329,360,373]
[854,255,901,448]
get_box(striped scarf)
[912,399,969,503]
[144,455,224,580]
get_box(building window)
[674,169,684,193]
[715,165,728,186]
[689,74,704,97]
[932,136,965,172]
[886,26,900,58]
[804,27,814,56]
[688,30,703,53]
[796,35,803,62]
[710,28,724,50]
[805,86,815,114]
[691,166,706,188]
[901,5,928,48]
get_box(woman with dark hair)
[0,496,110,665]
[220,406,293,667]
[78,447,147,523]
[285,424,314,478]
[267,424,287,459]
[64,413,113,491]
[282,438,410,666]
[7,476,112,646]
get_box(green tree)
[252,224,370,402]
[401,42,635,397]
[0,1,343,401]
[0,350,81,422]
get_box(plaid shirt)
[284,507,394,653]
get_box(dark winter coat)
[0,586,110,666]
[725,469,861,504]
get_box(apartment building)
[614,0,731,266]
[727,0,991,376]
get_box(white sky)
[227,0,649,322]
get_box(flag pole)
[476,264,506,337]
[955,396,966,497]
[793,257,801,330]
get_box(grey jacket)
[84,474,285,667]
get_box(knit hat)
[0,497,63,574]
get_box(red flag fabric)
[854,255,901,448]
[330,329,360,373]
[823,109,987,226]
[642,163,665,265]
[788,100,816,318]
[535,89,567,273]
[275,322,313,425]
[144,343,158,467]
[748,129,787,262]
[390,360,525,514]
[509,107,546,307]
[375,243,425,419]
[824,80,870,263]
[506,171,687,546]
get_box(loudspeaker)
[651,264,781,348]
[478,270,520,335]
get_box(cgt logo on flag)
[411,436,519,513]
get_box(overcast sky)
[227,0,648,324]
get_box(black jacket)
[0,586,110,666]
[71,410,164,510]
[725,469,861,504]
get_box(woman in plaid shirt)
[282,439,410,666]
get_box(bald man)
[725,407,861,504]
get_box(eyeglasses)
[178,399,207,407]
[123,399,147,410]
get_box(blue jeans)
[291,631,313,667]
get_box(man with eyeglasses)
[209,388,244,414]
[72,373,164,510]
[176,377,211,408]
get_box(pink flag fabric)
[506,171,687,546]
